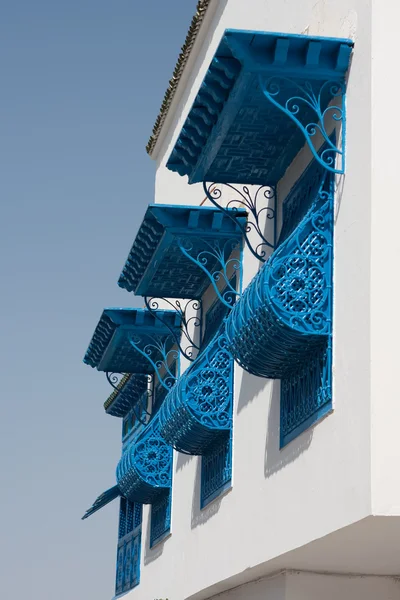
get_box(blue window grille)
[279,157,333,446]
[201,432,232,508]
[150,490,172,548]
[115,498,142,595]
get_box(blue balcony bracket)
[116,415,173,504]
[177,237,242,309]
[127,333,178,392]
[203,182,277,262]
[144,297,203,362]
[259,76,346,174]
[159,328,233,455]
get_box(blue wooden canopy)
[83,308,181,374]
[118,204,246,298]
[167,29,353,184]
[82,485,121,520]
[103,373,148,418]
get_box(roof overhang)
[83,308,181,373]
[167,29,353,184]
[118,204,247,298]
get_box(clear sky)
[0,1,198,598]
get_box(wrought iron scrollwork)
[259,76,346,174]
[128,334,178,392]
[106,371,124,392]
[203,182,277,263]
[144,297,202,362]
[177,237,241,309]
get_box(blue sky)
[0,1,197,597]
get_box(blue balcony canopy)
[167,29,353,184]
[116,415,172,504]
[158,328,233,455]
[83,308,181,374]
[118,204,246,298]
[103,373,148,418]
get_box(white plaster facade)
[118,1,400,598]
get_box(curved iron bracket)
[128,334,178,392]
[105,371,125,392]
[203,182,277,263]
[177,237,242,309]
[144,297,202,362]
[259,76,346,175]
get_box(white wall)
[117,1,400,599]
[370,0,400,516]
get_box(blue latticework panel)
[226,171,333,379]
[201,432,232,508]
[115,531,141,596]
[167,30,353,184]
[150,489,172,548]
[117,415,173,504]
[159,330,233,455]
[115,497,142,595]
[281,341,332,446]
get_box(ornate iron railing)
[116,415,173,504]
[158,329,233,455]
[225,174,332,379]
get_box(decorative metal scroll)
[177,237,241,309]
[259,76,346,174]
[144,297,202,362]
[106,371,125,392]
[203,182,277,263]
[128,334,178,392]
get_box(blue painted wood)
[166,29,353,184]
[83,308,181,375]
[117,204,246,299]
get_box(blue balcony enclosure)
[83,308,181,387]
[225,161,332,380]
[167,29,353,184]
[117,204,247,299]
[158,327,233,455]
[83,414,172,518]
[104,373,148,418]
[116,414,173,504]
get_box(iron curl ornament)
[203,182,277,263]
[177,236,242,309]
[144,297,202,362]
[128,333,179,392]
[259,76,346,174]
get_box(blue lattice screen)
[201,432,232,508]
[115,498,142,595]
[279,158,333,446]
[150,490,172,548]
